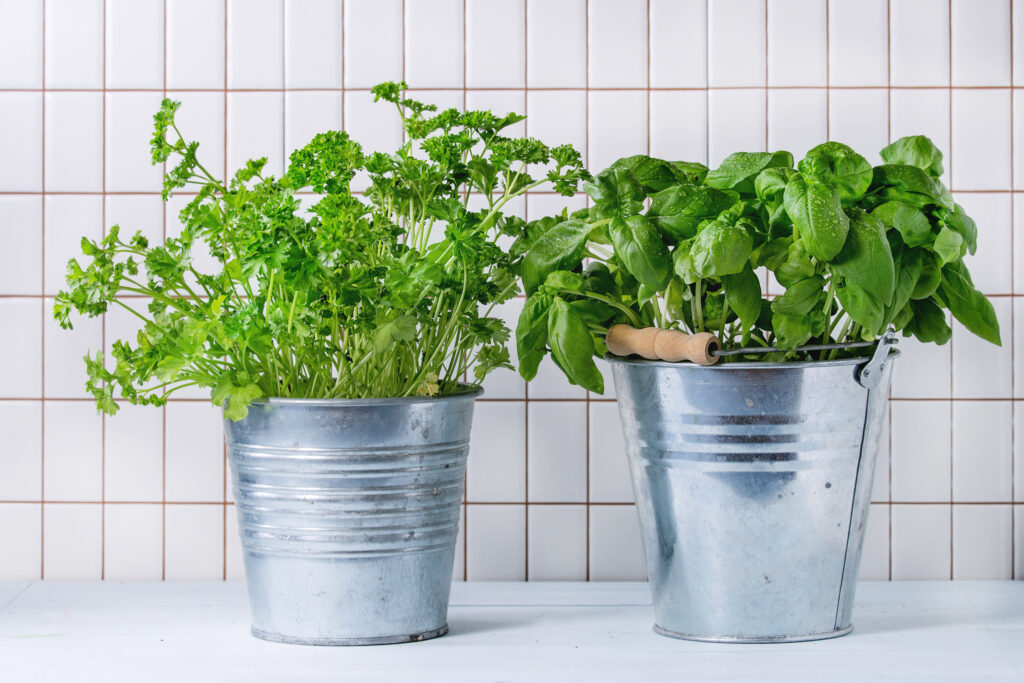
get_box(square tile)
[828,0,888,86]
[225,503,244,580]
[0,402,42,500]
[952,504,1012,579]
[589,504,646,580]
[0,93,42,192]
[285,0,343,89]
[227,92,284,179]
[767,0,826,86]
[951,0,1011,86]
[0,300,42,398]
[859,503,890,580]
[891,503,950,579]
[890,0,949,87]
[467,402,526,502]
[167,0,226,90]
[171,92,226,182]
[44,0,102,88]
[527,91,586,165]
[0,504,41,579]
[466,504,525,580]
[405,0,463,88]
[105,93,165,192]
[0,197,42,295]
[767,89,828,160]
[105,195,164,248]
[587,91,647,175]
[527,504,586,580]
[954,194,1012,295]
[44,195,103,295]
[0,0,42,88]
[890,401,951,502]
[527,0,586,88]
[43,502,102,579]
[528,402,587,502]
[43,401,102,501]
[649,91,708,164]
[828,89,888,165]
[649,0,706,88]
[889,89,951,187]
[44,93,103,192]
[708,0,765,87]
[43,298,102,398]
[952,90,1011,191]
[164,402,224,502]
[104,503,163,580]
[952,400,1012,502]
[165,504,224,579]
[285,92,343,158]
[227,0,283,89]
[479,300,526,400]
[952,297,1012,398]
[105,403,163,503]
[588,0,647,88]
[708,89,766,167]
[891,330,952,399]
[343,0,403,88]
[105,0,164,89]
[588,401,632,503]
[466,0,524,88]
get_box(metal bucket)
[607,350,896,643]
[224,387,480,646]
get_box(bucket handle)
[856,329,898,389]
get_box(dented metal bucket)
[224,388,480,646]
[607,350,896,643]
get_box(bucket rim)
[604,349,900,370]
[251,383,483,407]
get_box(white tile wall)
[0,0,1020,583]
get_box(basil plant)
[514,136,1000,394]
[54,82,588,419]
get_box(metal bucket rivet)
[224,387,480,646]
[608,351,897,643]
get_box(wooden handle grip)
[606,325,720,366]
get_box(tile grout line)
[886,0,893,582]
[100,0,108,582]
[521,0,530,583]
[584,0,591,583]
[39,0,46,581]
[825,0,830,140]
[3,499,1022,506]
[161,0,170,584]
[1009,0,1016,581]
[5,84,1024,93]
[948,0,955,581]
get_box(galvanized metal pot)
[224,388,480,646]
[607,350,896,643]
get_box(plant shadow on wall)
[52,82,589,419]
[515,137,1000,391]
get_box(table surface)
[2,580,1023,682]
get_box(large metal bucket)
[607,353,896,643]
[224,388,480,646]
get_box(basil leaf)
[911,253,941,300]
[646,184,738,242]
[547,297,603,392]
[831,208,895,305]
[722,266,762,336]
[880,135,945,178]
[871,164,953,210]
[772,312,813,349]
[774,240,815,287]
[872,201,932,248]
[521,218,591,295]
[516,294,552,381]
[706,150,794,194]
[609,215,672,290]
[582,166,645,218]
[836,281,885,338]
[942,203,978,255]
[887,246,923,324]
[771,275,825,317]
[905,297,952,344]
[797,141,873,203]
[610,155,677,193]
[939,261,1001,345]
[689,222,753,278]
[932,226,965,265]
[783,175,850,261]
[542,270,585,294]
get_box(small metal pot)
[224,387,480,646]
[607,348,896,643]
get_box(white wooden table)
[2,581,1023,682]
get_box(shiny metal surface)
[224,388,481,646]
[608,353,897,643]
